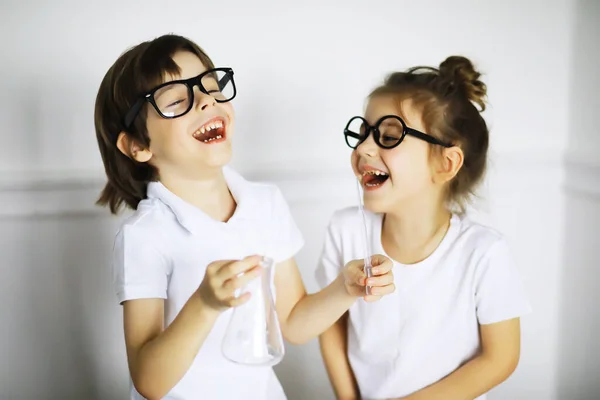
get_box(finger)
[226,291,252,307]
[217,255,263,281]
[363,294,381,302]
[369,255,393,274]
[206,259,235,277]
[365,283,396,298]
[222,265,263,293]
[365,273,394,288]
[206,261,236,290]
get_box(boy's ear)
[116,132,152,163]
[432,146,463,184]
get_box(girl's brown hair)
[370,55,489,213]
[94,34,215,214]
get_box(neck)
[381,191,451,264]
[158,167,236,222]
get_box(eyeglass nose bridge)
[361,124,380,145]
[356,126,380,152]
[191,70,232,95]
[189,77,207,96]
[190,84,217,111]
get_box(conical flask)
[221,256,285,366]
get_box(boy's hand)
[342,254,395,301]
[197,255,264,312]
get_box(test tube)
[356,180,373,295]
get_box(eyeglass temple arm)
[218,73,232,91]
[345,129,362,140]
[123,97,146,129]
[406,128,453,147]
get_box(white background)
[0,0,598,399]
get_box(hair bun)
[439,56,487,111]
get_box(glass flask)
[221,256,285,366]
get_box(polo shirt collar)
[146,166,260,234]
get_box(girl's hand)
[341,254,395,301]
[197,255,264,312]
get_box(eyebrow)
[154,84,184,98]
[380,119,402,126]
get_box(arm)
[274,256,394,345]
[123,257,262,399]
[398,318,522,400]
[267,190,393,343]
[123,295,218,400]
[320,312,360,400]
[274,257,352,344]
[267,189,363,344]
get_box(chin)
[363,198,390,214]
[200,136,231,160]
[207,148,232,168]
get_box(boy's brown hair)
[370,56,489,213]
[94,34,215,214]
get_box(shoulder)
[327,206,380,237]
[247,180,286,205]
[330,205,377,226]
[456,214,504,246]
[331,206,361,222]
[114,197,174,250]
[453,214,513,263]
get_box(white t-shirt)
[315,207,532,400]
[112,166,304,400]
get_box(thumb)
[347,260,366,285]
[369,254,389,267]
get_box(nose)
[356,132,378,158]
[194,86,216,111]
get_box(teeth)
[193,119,226,141]
[200,134,223,143]
[363,170,388,176]
[197,119,224,135]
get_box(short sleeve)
[269,187,304,263]
[475,238,532,325]
[315,216,344,289]
[112,224,171,304]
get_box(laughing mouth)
[362,169,389,187]
[192,118,226,143]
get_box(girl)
[316,56,532,400]
[94,34,395,400]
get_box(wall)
[0,156,565,400]
[0,0,571,174]
[557,0,600,399]
[0,1,590,399]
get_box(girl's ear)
[116,132,152,163]
[432,145,463,184]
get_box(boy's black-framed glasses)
[123,67,236,129]
[344,115,453,150]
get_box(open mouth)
[362,169,389,189]
[192,117,226,144]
